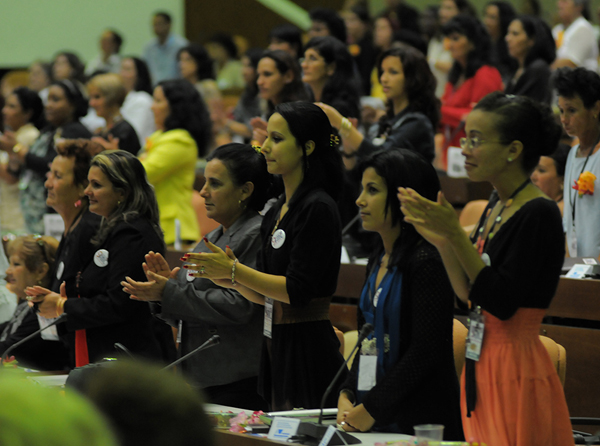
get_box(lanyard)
[475,179,530,255]
[571,144,596,224]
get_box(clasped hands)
[337,393,375,432]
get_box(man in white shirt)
[143,12,188,85]
[552,0,598,71]
[85,30,123,77]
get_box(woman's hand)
[398,188,462,249]
[315,103,343,129]
[337,392,355,425]
[342,404,375,432]
[122,271,168,302]
[184,239,236,281]
[91,135,120,151]
[24,285,65,319]
[144,251,177,279]
[0,131,17,152]
[250,117,268,145]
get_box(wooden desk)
[438,176,494,206]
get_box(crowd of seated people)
[1,2,600,444]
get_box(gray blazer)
[159,210,264,388]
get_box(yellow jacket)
[140,129,200,244]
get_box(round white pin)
[271,229,286,249]
[56,261,65,279]
[186,270,197,282]
[481,253,491,267]
[94,249,109,267]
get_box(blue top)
[143,33,188,85]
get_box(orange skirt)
[460,308,574,446]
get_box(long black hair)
[157,79,211,156]
[358,149,441,272]
[177,44,215,81]
[11,87,45,130]
[516,15,556,67]
[443,15,494,85]
[303,36,361,118]
[274,102,344,203]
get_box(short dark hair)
[358,149,440,272]
[208,33,238,59]
[474,92,561,172]
[553,67,600,109]
[274,102,344,203]
[443,15,494,84]
[309,7,347,43]
[549,143,571,178]
[158,79,211,156]
[11,87,45,129]
[51,80,89,120]
[206,143,272,212]
[177,44,215,80]
[154,11,172,23]
[268,24,303,57]
[108,29,124,53]
[515,15,555,66]
[55,138,105,189]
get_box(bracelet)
[56,297,67,317]
[231,259,238,287]
[339,117,353,138]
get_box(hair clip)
[252,144,262,154]
[32,234,44,247]
[330,134,340,146]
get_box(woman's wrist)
[55,297,67,317]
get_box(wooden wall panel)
[185,0,344,48]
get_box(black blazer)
[62,218,167,365]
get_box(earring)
[507,158,513,162]
[74,199,82,208]
[118,201,121,206]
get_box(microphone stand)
[1,313,68,364]
[162,335,220,371]
[292,324,374,445]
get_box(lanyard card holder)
[465,307,485,361]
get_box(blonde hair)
[7,235,59,287]
[87,73,127,108]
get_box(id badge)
[358,354,377,391]
[569,228,578,257]
[465,310,485,361]
[263,297,273,339]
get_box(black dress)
[62,218,168,364]
[98,119,141,155]
[341,243,463,438]
[504,59,552,105]
[257,188,347,410]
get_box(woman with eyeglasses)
[398,92,572,446]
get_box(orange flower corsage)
[573,171,597,197]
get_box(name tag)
[264,298,273,339]
[465,311,485,361]
[357,354,377,391]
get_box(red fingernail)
[203,237,208,243]
[179,257,186,261]
[226,245,230,250]
[182,265,189,269]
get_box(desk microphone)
[1,313,68,364]
[162,334,220,371]
[317,323,374,424]
[290,324,373,445]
